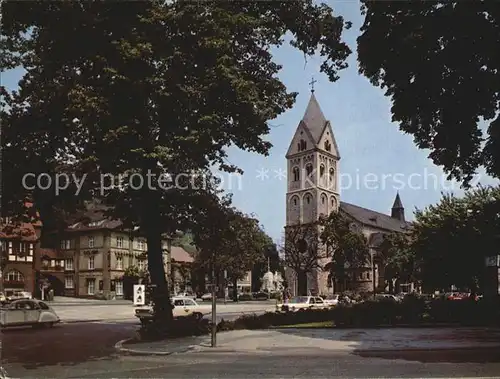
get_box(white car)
[201,293,212,301]
[276,296,329,312]
[323,294,340,306]
[176,293,197,301]
[0,299,60,328]
[5,290,32,301]
[135,297,211,321]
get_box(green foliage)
[411,186,500,291]
[1,1,351,322]
[378,232,416,286]
[357,1,500,184]
[320,212,370,283]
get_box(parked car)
[276,296,329,312]
[5,290,32,301]
[201,293,212,301]
[375,294,398,302]
[253,292,270,300]
[176,292,196,300]
[323,294,340,306]
[0,299,60,328]
[135,297,211,321]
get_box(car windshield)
[288,296,308,304]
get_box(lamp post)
[211,253,217,347]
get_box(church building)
[284,90,411,296]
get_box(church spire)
[391,192,405,222]
[301,92,327,143]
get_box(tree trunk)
[232,277,238,302]
[142,196,172,325]
[297,270,308,296]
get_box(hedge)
[136,296,500,341]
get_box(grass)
[276,321,334,329]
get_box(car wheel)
[193,312,203,321]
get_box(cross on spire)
[309,76,317,93]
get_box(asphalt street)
[3,322,500,379]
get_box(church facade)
[284,92,411,296]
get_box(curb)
[354,345,500,353]
[114,338,200,356]
[61,318,136,324]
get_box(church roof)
[340,201,410,233]
[302,92,328,143]
[392,192,403,209]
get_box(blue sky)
[2,1,498,242]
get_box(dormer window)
[324,141,331,152]
[298,139,307,151]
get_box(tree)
[221,212,271,301]
[282,222,326,295]
[411,186,500,292]
[1,1,351,327]
[320,213,369,293]
[378,232,417,293]
[357,2,500,185]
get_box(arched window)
[293,198,297,206]
[306,164,313,177]
[320,164,325,177]
[305,194,311,204]
[299,139,307,151]
[6,270,24,282]
[329,167,335,183]
[292,166,300,182]
[331,196,337,208]
[324,141,331,152]
[321,195,326,204]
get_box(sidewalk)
[115,327,500,356]
[51,296,133,306]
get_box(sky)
[2,1,498,242]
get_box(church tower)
[285,89,340,296]
[391,192,405,222]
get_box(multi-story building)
[50,204,172,299]
[0,219,40,296]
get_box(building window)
[329,167,335,184]
[65,259,74,270]
[6,270,24,282]
[60,240,71,249]
[320,164,325,177]
[87,279,96,295]
[65,276,74,289]
[115,281,123,296]
[50,259,56,267]
[305,194,311,204]
[88,256,95,270]
[117,237,124,248]
[138,240,145,250]
[305,164,313,177]
[298,139,307,151]
[292,167,300,182]
[116,256,123,270]
[367,271,370,280]
[324,140,331,152]
[88,236,95,248]
[138,259,146,271]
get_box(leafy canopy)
[358,1,500,185]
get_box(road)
[50,301,274,323]
[2,321,500,378]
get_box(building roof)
[39,248,59,259]
[340,201,410,233]
[392,192,403,209]
[302,92,327,144]
[0,222,38,241]
[171,246,194,263]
